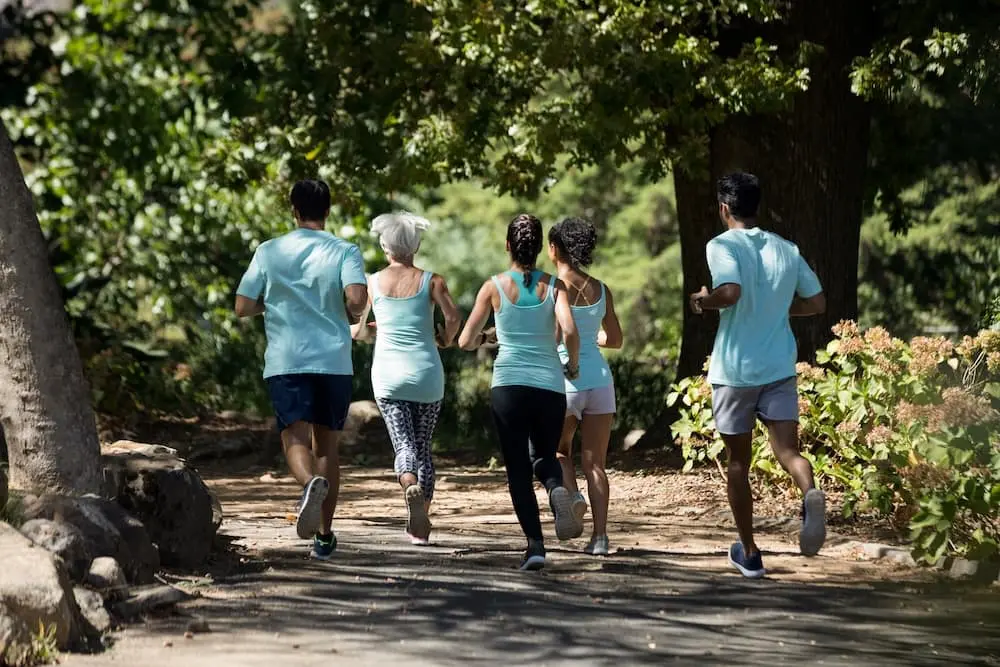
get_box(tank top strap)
[369,271,381,298]
[546,273,556,303]
[419,270,433,294]
[491,275,511,306]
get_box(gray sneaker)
[800,488,827,556]
[584,535,610,556]
[549,486,583,541]
[571,491,588,525]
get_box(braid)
[506,213,543,287]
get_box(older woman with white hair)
[351,211,461,545]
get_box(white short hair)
[371,211,431,258]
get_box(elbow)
[718,284,741,308]
[812,293,827,315]
[605,334,623,350]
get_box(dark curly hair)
[548,217,597,268]
[507,213,543,287]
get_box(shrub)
[669,322,1000,564]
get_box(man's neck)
[298,221,325,231]
[728,217,757,231]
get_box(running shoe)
[584,534,610,556]
[519,539,546,571]
[312,532,337,560]
[407,532,431,546]
[799,488,827,557]
[295,476,329,539]
[572,491,588,526]
[549,486,583,541]
[404,484,431,541]
[728,542,765,579]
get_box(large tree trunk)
[0,121,102,494]
[633,0,872,451]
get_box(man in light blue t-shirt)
[235,180,367,560]
[689,172,827,579]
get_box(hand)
[689,286,710,315]
[480,327,499,350]
[434,322,449,348]
[563,361,580,381]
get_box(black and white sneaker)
[519,540,546,571]
[295,476,329,539]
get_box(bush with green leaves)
[669,322,1000,564]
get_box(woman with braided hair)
[547,217,623,556]
[352,212,462,545]
[459,213,583,570]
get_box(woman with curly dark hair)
[547,217,623,556]
[458,213,583,570]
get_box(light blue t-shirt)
[706,228,822,387]
[236,228,367,379]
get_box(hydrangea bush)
[669,322,1000,564]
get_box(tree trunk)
[634,0,872,450]
[0,121,102,494]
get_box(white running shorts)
[565,383,617,420]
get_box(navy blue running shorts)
[265,373,352,432]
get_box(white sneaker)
[549,487,583,541]
[572,491,588,525]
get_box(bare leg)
[282,421,315,486]
[555,416,580,493]
[723,432,757,555]
[763,420,815,494]
[312,425,341,534]
[579,413,613,537]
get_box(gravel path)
[65,467,1000,666]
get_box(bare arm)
[458,280,495,351]
[350,277,375,341]
[790,292,826,317]
[554,279,580,377]
[431,274,462,348]
[344,283,369,324]
[690,283,741,314]
[597,286,623,349]
[234,294,264,318]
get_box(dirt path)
[66,466,1000,666]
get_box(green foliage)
[670,322,1000,564]
[244,0,808,202]
[2,621,60,667]
[859,171,1000,339]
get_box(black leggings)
[490,385,567,542]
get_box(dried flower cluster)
[908,336,954,376]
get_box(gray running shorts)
[711,376,798,436]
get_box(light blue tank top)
[559,282,613,392]
[490,271,565,394]
[370,271,445,403]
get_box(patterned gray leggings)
[375,398,443,502]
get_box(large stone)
[102,441,217,569]
[85,557,127,599]
[0,522,81,654]
[340,401,392,465]
[73,587,111,634]
[20,518,93,583]
[20,495,159,585]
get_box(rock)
[0,522,81,650]
[20,518,93,583]
[86,557,127,599]
[340,401,392,465]
[102,442,218,569]
[209,490,224,531]
[21,495,159,585]
[112,584,194,620]
[73,587,111,634]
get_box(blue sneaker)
[800,489,827,557]
[313,532,337,560]
[728,542,765,579]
